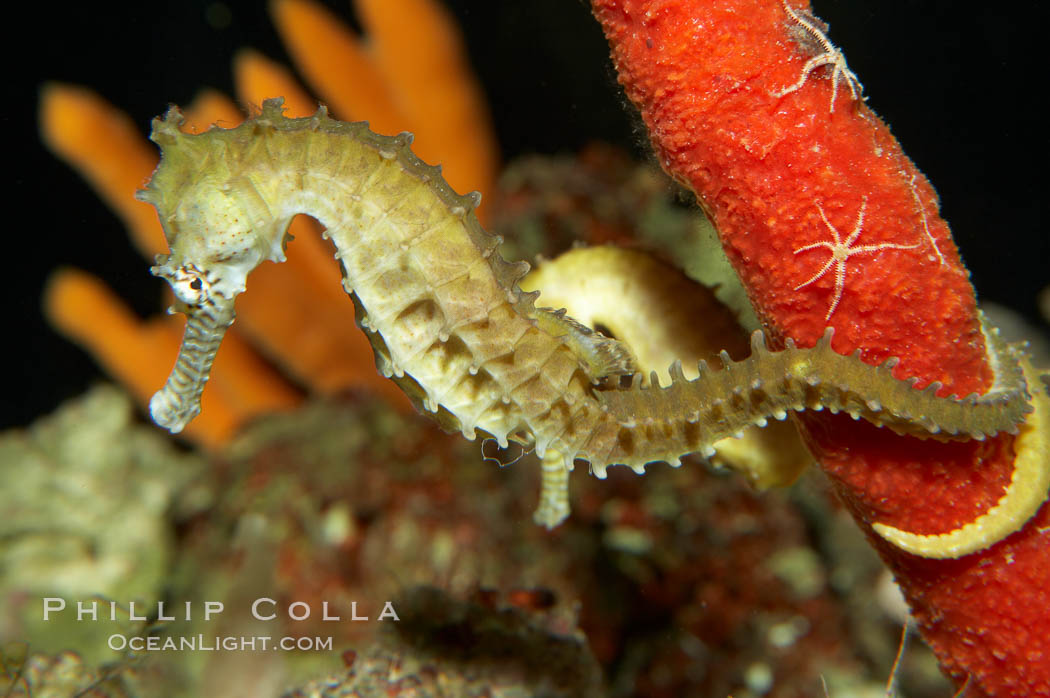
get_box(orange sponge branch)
[592,0,1049,694]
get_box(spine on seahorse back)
[141,99,1031,476]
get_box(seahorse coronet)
[141,98,1040,551]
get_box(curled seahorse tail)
[150,301,235,433]
[790,323,1031,440]
[578,323,1031,475]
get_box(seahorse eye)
[165,264,212,306]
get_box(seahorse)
[138,99,1044,556]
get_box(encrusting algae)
[4,381,936,697]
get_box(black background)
[9,0,1048,429]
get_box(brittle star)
[793,198,919,320]
[772,0,863,113]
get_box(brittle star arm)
[908,174,947,266]
[772,0,863,113]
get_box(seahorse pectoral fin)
[533,307,637,381]
[872,356,1050,559]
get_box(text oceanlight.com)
[108,634,334,652]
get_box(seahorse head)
[137,104,288,307]
[145,180,275,309]
[135,105,288,433]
